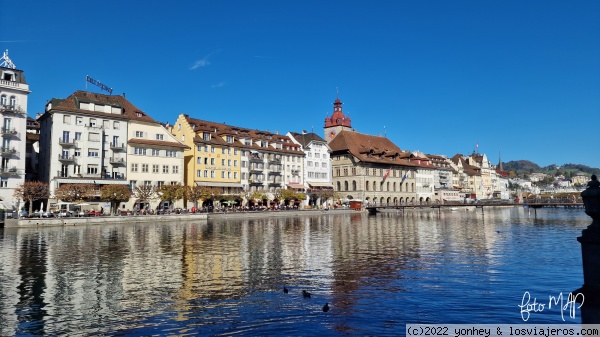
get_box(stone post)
[576,175,600,322]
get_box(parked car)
[88,210,102,216]
[41,211,54,218]
[56,210,73,217]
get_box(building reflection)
[0,210,511,334]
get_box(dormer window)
[2,72,14,81]
[226,135,234,143]
[135,112,143,117]
[203,132,210,141]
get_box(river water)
[0,207,589,336]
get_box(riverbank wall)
[2,209,361,228]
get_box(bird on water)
[302,290,311,298]
[322,303,330,312]
[283,287,289,294]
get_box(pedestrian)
[100,207,104,215]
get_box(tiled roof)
[45,90,157,124]
[184,116,304,155]
[128,138,190,149]
[289,132,326,147]
[328,130,429,168]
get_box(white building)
[287,131,332,205]
[0,50,28,211]
[38,91,185,210]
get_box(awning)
[308,182,334,188]
[287,183,307,189]
[56,178,128,185]
[196,181,243,188]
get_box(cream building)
[125,120,188,211]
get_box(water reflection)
[0,207,588,336]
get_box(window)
[152,149,160,156]
[163,165,169,173]
[131,163,138,172]
[113,121,119,129]
[157,181,164,188]
[227,135,233,143]
[197,156,202,164]
[210,171,215,178]
[234,172,238,179]
[87,165,98,174]
[0,95,5,105]
[75,132,82,140]
[228,159,232,166]
[221,159,225,166]
[134,148,147,155]
[211,147,215,153]
[211,158,215,165]
[88,148,99,157]
[234,160,238,167]
[89,118,97,127]
[142,164,149,173]
[234,149,238,155]
[152,165,159,173]
[221,171,225,178]
[203,132,210,141]
[135,131,144,138]
[156,134,164,140]
[63,115,71,124]
[197,170,201,177]
[88,132,100,141]
[172,166,178,174]
[74,165,81,174]
[198,145,203,151]
[204,170,208,177]
[74,149,81,157]
[103,120,109,129]
[222,148,226,154]
[0,178,7,187]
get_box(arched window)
[366,181,370,191]
[352,180,357,191]
[337,181,341,191]
[373,181,377,191]
[393,182,396,191]
[344,181,348,191]
[386,181,390,191]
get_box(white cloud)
[211,81,227,88]
[190,57,210,70]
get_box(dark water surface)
[0,207,588,336]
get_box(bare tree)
[13,181,50,213]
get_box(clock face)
[328,130,337,139]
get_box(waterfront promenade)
[2,208,355,228]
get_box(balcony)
[109,157,126,165]
[0,166,21,176]
[58,154,76,162]
[0,105,26,116]
[268,157,281,164]
[110,142,126,151]
[249,155,263,163]
[0,147,18,156]
[291,169,300,175]
[269,171,281,176]
[0,127,18,137]
[59,138,77,147]
[249,179,263,185]
[268,180,282,186]
[250,165,264,172]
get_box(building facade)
[0,50,29,211]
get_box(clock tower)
[324,96,352,143]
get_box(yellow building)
[171,114,243,196]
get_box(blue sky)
[2,0,599,169]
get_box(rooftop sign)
[86,75,113,95]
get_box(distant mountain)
[502,160,600,177]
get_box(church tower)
[323,96,352,143]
